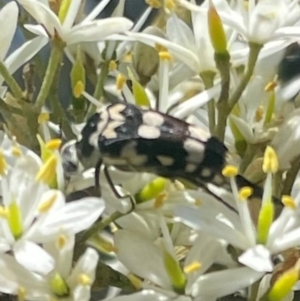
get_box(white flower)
[0,2,48,97]
[0,148,105,275]
[113,226,263,300]
[179,0,300,45]
[0,239,98,301]
[17,0,133,48]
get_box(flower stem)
[215,51,231,140]
[85,61,109,118]
[201,71,216,134]
[0,61,23,99]
[228,43,263,111]
[33,39,65,112]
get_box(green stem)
[33,40,65,112]
[200,71,216,134]
[215,51,231,141]
[228,43,263,112]
[0,61,23,99]
[239,143,256,174]
[85,61,109,119]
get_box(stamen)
[46,139,62,151]
[262,146,278,174]
[159,51,173,61]
[116,73,127,90]
[238,187,253,201]
[184,261,202,274]
[146,0,162,9]
[0,150,7,176]
[77,273,91,286]
[222,165,238,177]
[38,112,50,124]
[281,195,296,210]
[109,60,117,71]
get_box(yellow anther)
[0,206,8,218]
[155,44,168,52]
[154,192,168,208]
[128,273,143,289]
[184,261,202,274]
[194,199,202,206]
[17,286,26,301]
[11,146,22,157]
[56,234,67,250]
[281,195,296,210]
[123,53,132,63]
[146,0,162,9]
[238,187,253,200]
[38,112,50,124]
[77,273,91,286]
[262,146,278,174]
[36,155,57,184]
[265,81,277,92]
[108,60,117,71]
[46,139,62,151]
[222,165,238,177]
[38,192,57,213]
[255,106,264,122]
[73,80,84,98]
[159,51,172,61]
[0,150,7,176]
[165,0,176,11]
[116,73,127,90]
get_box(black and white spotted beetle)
[61,101,262,206]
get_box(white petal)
[68,248,99,287]
[73,285,91,301]
[18,0,62,37]
[114,230,172,289]
[172,85,220,119]
[66,18,133,45]
[5,36,48,74]
[191,267,264,298]
[126,31,200,73]
[24,24,49,37]
[0,2,18,61]
[30,198,105,241]
[238,245,273,272]
[108,290,171,301]
[62,0,81,30]
[14,240,54,274]
[229,115,255,143]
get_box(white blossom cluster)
[0,0,300,301]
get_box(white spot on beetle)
[185,163,197,173]
[188,126,210,141]
[157,155,174,166]
[102,121,124,139]
[120,141,148,166]
[138,125,161,139]
[129,155,148,166]
[108,103,126,121]
[184,138,205,163]
[143,111,165,127]
[200,168,212,178]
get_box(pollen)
[281,195,296,210]
[36,154,57,184]
[262,146,278,174]
[184,261,202,274]
[159,51,173,61]
[265,81,277,92]
[38,112,50,124]
[222,165,238,177]
[0,150,7,176]
[238,187,253,200]
[255,106,264,122]
[56,234,67,249]
[11,146,22,157]
[109,60,117,71]
[77,273,91,286]
[46,139,62,151]
[17,286,26,301]
[116,73,127,90]
[146,0,162,9]
[38,192,57,213]
[73,80,84,98]
[0,206,8,218]
[154,192,168,208]
[155,44,168,53]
